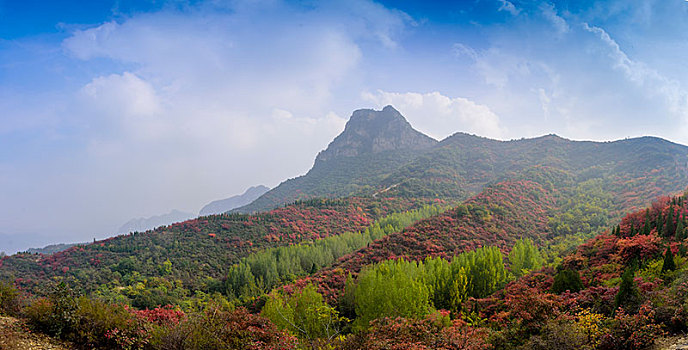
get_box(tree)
[661,247,676,273]
[0,281,20,316]
[262,284,346,342]
[353,259,431,329]
[550,269,583,294]
[614,267,641,312]
[509,238,544,278]
[667,207,675,237]
[676,219,686,241]
[643,210,651,235]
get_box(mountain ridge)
[199,185,270,216]
[238,106,688,213]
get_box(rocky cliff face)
[315,105,437,163]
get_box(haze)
[2,0,688,253]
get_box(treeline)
[261,239,542,337]
[224,203,449,300]
[340,240,542,329]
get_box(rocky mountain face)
[314,105,437,163]
[235,106,438,213]
[199,185,270,216]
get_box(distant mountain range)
[114,185,270,235]
[199,185,270,216]
[117,209,194,234]
[26,243,84,255]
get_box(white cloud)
[497,0,521,16]
[362,90,505,140]
[540,3,569,34]
[583,23,688,121]
[81,72,161,117]
[452,44,533,89]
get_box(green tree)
[158,259,172,276]
[550,268,583,294]
[667,208,675,237]
[614,267,641,312]
[261,284,345,341]
[643,210,651,235]
[508,238,544,278]
[352,259,431,329]
[676,219,686,241]
[0,281,20,316]
[662,247,676,273]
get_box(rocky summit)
[315,105,437,163]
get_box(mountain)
[238,106,688,214]
[236,106,438,212]
[199,185,270,216]
[117,209,194,234]
[26,243,83,255]
[314,105,437,162]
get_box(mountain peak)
[315,106,437,163]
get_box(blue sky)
[2,0,688,253]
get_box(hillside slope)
[0,197,423,304]
[309,179,557,299]
[0,316,73,350]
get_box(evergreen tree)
[667,207,675,237]
[662,247,676,273]
[551,268,583,294]
[643,209,651,235]
[676,218,686,241]
[614,267,641,312]
[657,213,665,236]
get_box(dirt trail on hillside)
[0,316,73,350]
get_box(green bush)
[24,283,149,349]
[262,284,346,341]
[0,280,21,316]
[73,298,149,350]
[24,283,79,337]
[551,269,583,294]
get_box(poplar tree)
[508,238,544,278]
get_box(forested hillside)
[0,196,427,307]
[308,179,556,301]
